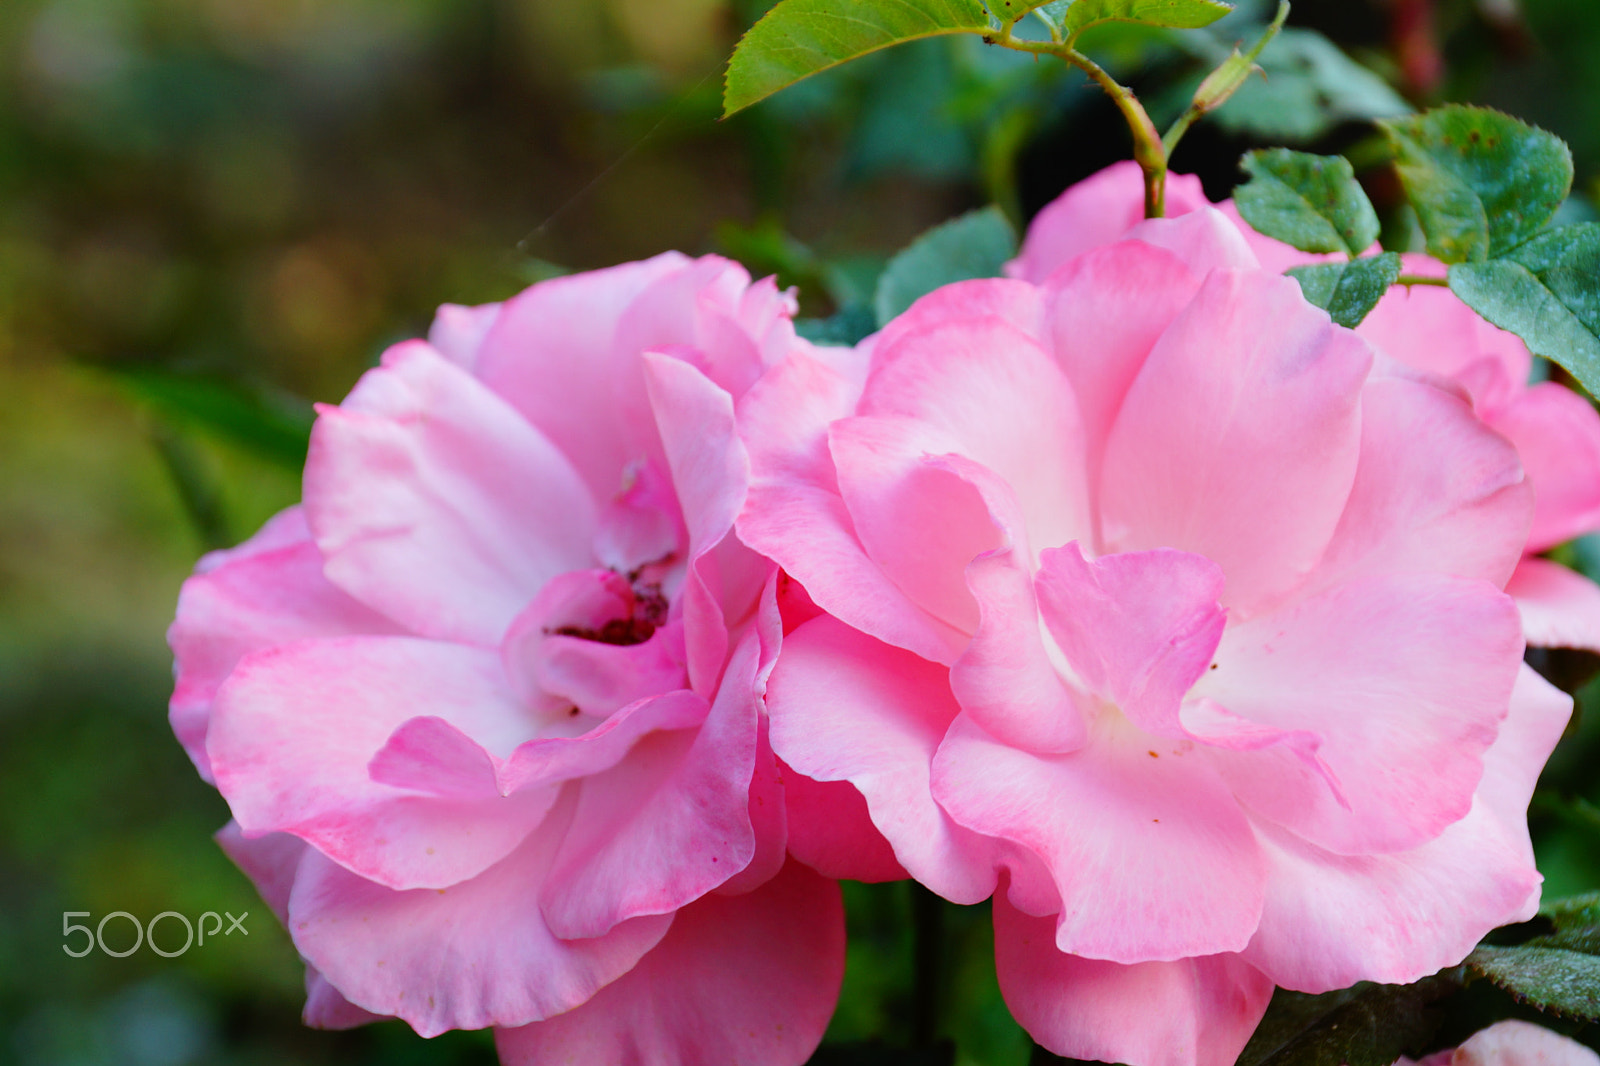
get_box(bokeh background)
[3,0,1600,1063]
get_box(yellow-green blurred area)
[4,0,1600,1063]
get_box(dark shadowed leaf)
[1449,230,1600,400]
[723,0,992,116]
[1207,29,1410,144]
[873,205,1017,326]
[1236,976,1458,1066]
[1381,106,1572,263]
[1237,149,1380,255]
[1287,253,1401,328]
[1465,892,1600,1021]
[110,366,314,470]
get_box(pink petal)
[286,798,673,1036]
[766,615,1002,903]
[1453,1020,1600,1066]
[950,549,1088,755]
[782,768,908,882]
[1508,557,1600,652]
[1196,573,1521,855]
[1358,257,1532,390]
[215,821,305,923]
[1302,377,1531,597]
[537,632,764,939]
[1099,270,1371,616]
[644,351,759,693]
[427,301,503,370]
[1035,544,1226,738]
[1041,241,1203,506]
[1122,207,1262,274]
[496,861,843,1066]
[1242,664,1567,991]
[305,341,597,645]
[304,967,386,1029]
[860,316,1092,559]
[739,349,966,664]
[869,277,1046,356]
[1214,200,1342,274]
[208,636,558,890]
[1492,382,1600,552]
[1007,161,1211,283]
[828,416,1003,635]
[473,253,690,500]
[993,893,1272,1066]
[170,522,399,782]
[934,714,1265,962]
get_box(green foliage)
[1287,253,1402,328]
[723,0,992,116]
[1381,107,1573,264]
[1237,150,1381,255]
[110,367,315,470]
[873,206,1017,326]
[1236,977,1458,1066]
[1054,0,1232,41]
[1201,28,1410,144]
[1467,895,1600,1021]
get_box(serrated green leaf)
[874,205,1017,326]
[723,0,991,116]
[1059,0,1232,40]
[1238,977,1457,1066]
[1449,258,1600,401]
[1467,945,1600,1021]
[1238,150,1381,255]
[1381,106,1573,263]
[1287,253,1401,328]
[1537,892,1600,955]
[110,366,314,469]
[1505,223,1600,337]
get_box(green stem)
[1396,274,1450,287]
[986,30,1167,216]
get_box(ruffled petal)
[427,301,502,370]
[739,349,966,664]
[782,769,908,882]
[934,714,1264,962]
[538,631,763,939]
[305,342,597,645]
[1006,161,1211,283]
[1491,382,1600,552]
[495,861,843,1066]
[169,513,399,781]
[286,797,673,1036]
[1099,270,1371,616]
[993,893,1272,1066]
[1196,574,1522,855]
[1122,208,1261,275]
[208,636,558,889]
[1508,556,1600,652]
[1453,1020,1600,1066]
[766,615,1002,903]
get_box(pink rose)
[1012,161,1600,655]
[169,252,844,1064]
[1405,1020,1600,1066]
[742,212,1572,1065]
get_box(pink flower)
[169,252,844,1064]
[742,212,1572,1065]
[1012,161,1600,655]
[1405,1020,1600,1066]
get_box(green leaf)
[723,0,991,116]
[1235,977,1457,1066]
[1381,106,1573,263]
[110,366,314,470]
[1467,945,1600,1021]
[1287,253,1402,328]
[1503,223,1600,337]
[1237,149,1381,255]
[1208,29,1411,144]
[1449,254,1600,401]
[1058,0,1232,41]
[873,205,1017,327]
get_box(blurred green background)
[3,0,1600,1063]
